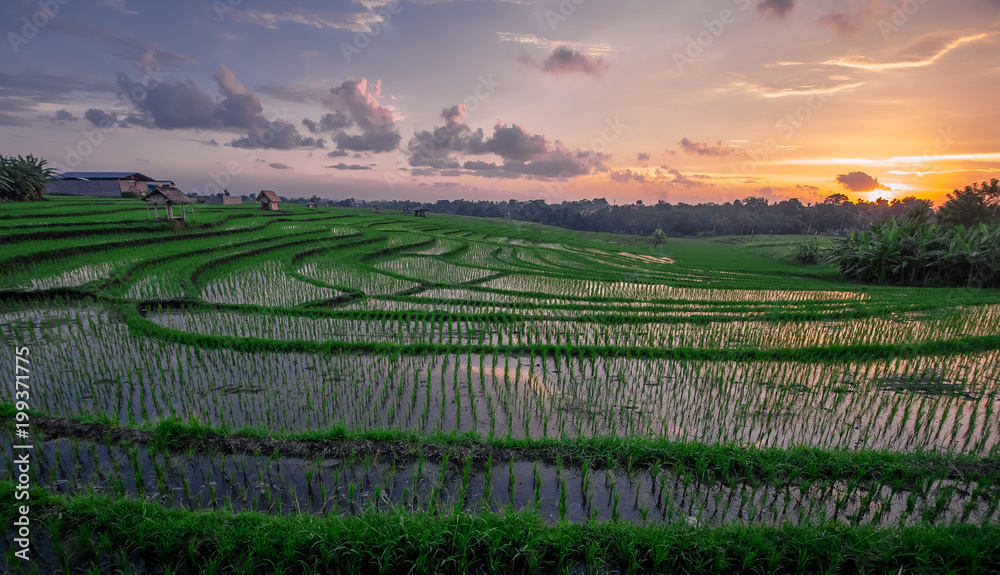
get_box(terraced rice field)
[2,197,999,573]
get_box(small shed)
[305,202,316,208]
[256,190,281,211]
[414,207,428,218]
[144,186,194,221]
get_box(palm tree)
[0,162,11,198]
[0,154,56,202]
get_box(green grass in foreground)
[9,405,999,489]
[2,481,998,574]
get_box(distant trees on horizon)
[335,193,937,237]
[334,178,999,239]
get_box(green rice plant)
[482,455,493,514]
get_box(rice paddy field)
[2,196,1000,573]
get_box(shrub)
[792,236,821,265]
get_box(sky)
[2,0,999,206]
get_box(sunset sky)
[2,0,999,205]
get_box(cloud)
[223,7,384,33]
[213,65,264,129]
[824,32,991,70]
[657,165,705,187]
[0,113,32,127]
[204,139,219,146]
[82,106,152,129]
[637,152,650,162]
[757,0,796,18]
[610,169,646,184]
[255,83,332,103]
[108,65,322,149]
[0,69,115,103]
[678,137,742,156]
[462,160,499,171]
[736,77,864,98]
[312,78,401,153]
[407,105,489,168]
[230,120,325,149]
[114,72,218,129]
[835,171,889,192]
[326,163,372,170]
[302,112,353,134]
[84,108,117,128]
[499,146,609,177]
[497,32,614,57]
[406,108,608,180]
[521,47,610,78]
[487,123,549,160]
[609,165,706,188]
[269,162,293,169]
[46,109,79,125]
[441,104,465,123]
[44,17,193,70]
[817,0,879,37]
[98,0,137,14]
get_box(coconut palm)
[0,154,56,202]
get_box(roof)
[59,172,157,181]
[144,186,193,204]
[256,190,281,202]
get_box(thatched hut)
[256,190,281,211]
[144,186,194,221]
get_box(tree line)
[828,180,1000,288]
[346,179,999,238]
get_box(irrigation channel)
[1,197,999,573]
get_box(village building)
[46,172,173,197]
[194,195,243,205]
[414,207,428,218]
[144,186,194,221]
[256,190,281,211]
